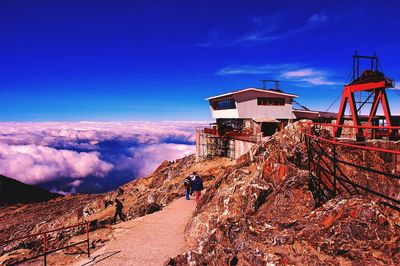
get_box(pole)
[333,143,337,196]
[86,221,90,258]
[43,234,47,266]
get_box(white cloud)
[70,180,82,187]
[128,143,195,177]
[216,64,338,86]
[216,64,294,76]
[282,68,317,78]
[281,68,339,86]
[0,143,113,185]
[0,121,207,192]
[308,12,329,24]
[200,11,330,47]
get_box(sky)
[1,0,400,122]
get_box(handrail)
[298,121,400,155]
[312,122,400,130]
[201,127,261,143]
[0,221,90,265]
[299,121,400,210]
[301,131,400,156]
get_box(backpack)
[193,176,204,191]
[183,177,191,188]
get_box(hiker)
[191,172,204,204]
[117,187,124,197]
[183,175,192,200]
[112,198,126,224]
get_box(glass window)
[257,97,285,106]
[212,99,236,110]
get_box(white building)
[206,87,298,120]
[196,87,319,162]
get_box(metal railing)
[311,122,400,141]
[298,122,400,210]
[202,127,261,143]
[0,221,90,265]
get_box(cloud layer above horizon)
[0,121,206,194]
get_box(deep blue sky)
[1,0,400,121]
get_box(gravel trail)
[76,197,196,266]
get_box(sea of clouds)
[0,121,207,194]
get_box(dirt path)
[76,197,196,266]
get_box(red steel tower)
[334,53,396,140]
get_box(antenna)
[260,80,280,90]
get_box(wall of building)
[234,139,256,159]
[210,106,239,119]
[235,90,294,119]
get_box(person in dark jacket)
[191,172,203,204]
[112,198,126,224]
[183,175,192,200]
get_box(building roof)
[252,118,281,123]
[292,109,320,114]
[205,87,298,100]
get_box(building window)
[257,97,285,106]
[212,98,236,110]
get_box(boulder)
[145,203,161,214]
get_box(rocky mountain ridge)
[0,174,60,206]
[170,122,400,265]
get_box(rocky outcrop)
[169,122,400,265]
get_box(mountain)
[0,175,61,205]
[0,156,232,265]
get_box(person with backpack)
[191,172,204,204]
[183,175,192,200]
[112,198,126,224]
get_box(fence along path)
[300,122,400,210]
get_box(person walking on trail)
[191,172,204,204]
[113,198,126,224]
[183,175,192,200]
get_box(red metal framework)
[299,121,400,210]
[0,222,90,265]
[335,53,396,140]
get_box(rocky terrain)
[1,122,400,265]
[170,123,400,265]
[0,155,233,265]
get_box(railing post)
[43,234,47,266]
[86,221,90,258]
[333,143,337,196]
[306,135,311,172]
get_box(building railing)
[0,222,90,265]
[202,127,261,143]
[204,127,218,136]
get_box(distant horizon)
[0,121,206,194]
[1,1,400,121]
